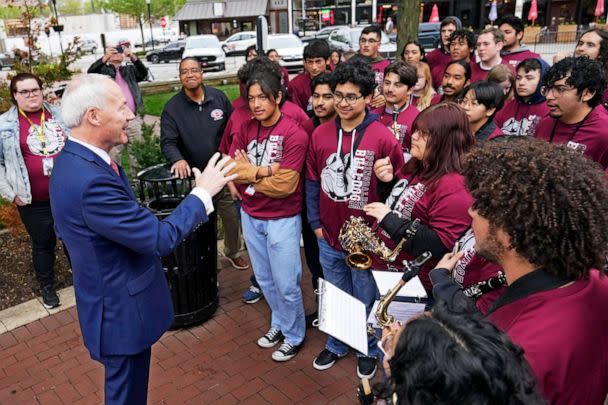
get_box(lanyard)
[255,113,282,166]
[335,124,366,192]
[548,108,592,144]
[19,107,47,155]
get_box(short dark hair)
[441,17,460,30]
[245,45,257,59]
[445,59,471,81]
[381,302,545,404]
[404,102,475,184]
[179,57,201,69]
[464,138,608,280]
[496,15,525,34]
[401,40,426,61]
[238,56,282,85]
[462,81,505,119]
[361,24,382,40]
[449,30,477,57]
[247,72,282,103]
[516,57,543,74]
[331,58,376,97]
[303,39,331,60]
[310,72,333,93]
[384,60,417,88]
[266,48,278,56]
[542,56,607,107]
[10,73,43,104]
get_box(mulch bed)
[0,231,73,311]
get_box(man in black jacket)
[88,41,148,169]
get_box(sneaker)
[242,285,263,304]
[227,255,250,270]
[305,311,318,328]
[41,285,60,309]
[357,356,377,379]
[257,328,284,348]
[313,349,345,370]
[272,341,302,362]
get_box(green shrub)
[130,121,165,173]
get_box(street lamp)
[145,0,155,50]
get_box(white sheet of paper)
[372,271,428,298]
[317,278,369,356]
[367,300,426,328]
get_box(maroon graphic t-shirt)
[18,109,66,201]
[306,119,404,250]
[376,172,473,291]
[501,49,542,69]
[230,115,308,220]
[371,103,419,160]
[493,98,549,137]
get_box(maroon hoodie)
[494,98,549,137]
[426,48,451,90]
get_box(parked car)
[0,51,16,70]
[146,40,186,63]
[135,38,170,49]
[328,26,397,59]
[182,35,226,71]
[267,34,304,71]
[77,39,98,55]
[301,25,344,43]
[417,23,441,49]
[222,31,256,55]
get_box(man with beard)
[160,58,249,270]
[431,60,470,104]
[430,138,608,404]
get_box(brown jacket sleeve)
[254,168,300,198]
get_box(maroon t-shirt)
[488,270,608,404]
[219,100,309,155]
[18,109,66,201]
[451,228,506,314]
[371,58,391,91]
[535,107,608,170]
[371,104,420,160]
[426,48,451,90]
[229,115,308,219]
[501,49,542,70]
[306,119,404,249]
[430,93,444,106]
[377,172,473,291]
[302,117,317,137]
[232,95,247,110]
[289,72,313,115]
[493,98,549,137]
[470,59,515,83]
[280,66,290,89]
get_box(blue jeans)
[317,238,378,358]
[241,210,305,345]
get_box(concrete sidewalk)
[0,256,362,404]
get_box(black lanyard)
[255,114,282,166]
[548,108,592,144]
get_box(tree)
[396,0,420,60]
[6,0,50,69]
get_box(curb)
[0,285,76,335]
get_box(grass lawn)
[142,84,240,117]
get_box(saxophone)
[338,216,420,270]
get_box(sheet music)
[367,301,426,328]
[317,278,368,356]
[372,271,428,298]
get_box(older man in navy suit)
[50,74,236,404]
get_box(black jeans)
[17,200,56,288]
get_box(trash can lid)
[137,164,175,182]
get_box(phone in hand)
[115,46,124,53]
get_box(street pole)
[146,0,155,50]
[50,0,64,56]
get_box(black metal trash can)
[137,164,218,329]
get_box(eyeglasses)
[179,68,202,76]
[458,98,481,107]
[540,85,575,98]
[15,88,41,97]
[333,93,364,105]
[359,38,380,45]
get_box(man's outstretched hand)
[194,152,237,197]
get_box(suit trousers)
[99,347,151,405]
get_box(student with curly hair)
[432,138,608,404]
[448,29,476,63]
[534,56,608,169]
[378,302,545,405]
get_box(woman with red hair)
[364,103,475,294]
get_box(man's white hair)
[61,74,116,128]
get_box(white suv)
[182,35,226,71]
[222,31,256,56]
[268,34,304,71]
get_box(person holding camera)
[87,41,148,166]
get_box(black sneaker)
[271,341,302,362]
[257,328,284,348]
[41,285,60,309]
[313,349,345,370]
[357,356,377,379]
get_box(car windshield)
[269,36,302,49]
[187,37,219,49]
[351,29,390,45]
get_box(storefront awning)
[175,0,268,21]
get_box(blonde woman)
[412,62,436,111]
[487,64,515,102]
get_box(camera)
[115,45,124,53]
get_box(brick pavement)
[0,255,370,404]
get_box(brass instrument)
[338,216,421,270]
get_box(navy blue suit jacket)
[50,140,207,360]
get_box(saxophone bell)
[345,244,373,270]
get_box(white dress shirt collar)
[69,136,112,165]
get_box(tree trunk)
[139,17,146,53]
[396,0,420,61]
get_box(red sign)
[160,17,167,28]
